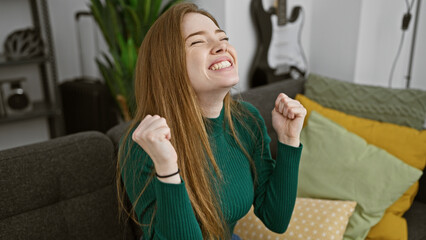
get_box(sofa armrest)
[0,132,135,240]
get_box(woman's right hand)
[132,115,178,176]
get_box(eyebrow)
[185,29,226,41]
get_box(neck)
[197,91,228,118]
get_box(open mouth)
[209,60,232,71]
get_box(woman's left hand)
[272,93,307,147]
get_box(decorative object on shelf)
[0,78,32,117]
[3,28,45,61]
[89,0,182,119]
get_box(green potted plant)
[89,0,182,120]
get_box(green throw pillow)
[304,74,426,130]
[297,111,423,240]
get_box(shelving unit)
[0,0,64,138]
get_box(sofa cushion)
[296,94,426,240]
[0,132,134,240]
[297,111,422,239]
[304,74,426,130]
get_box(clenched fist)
[132,115,179,178]
[272,93,307,147]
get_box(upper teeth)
[210,60,231,70]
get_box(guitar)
[250,0,308,87]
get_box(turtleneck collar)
[205,105,225,137]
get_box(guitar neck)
[276,0,287,26]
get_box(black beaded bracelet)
[155,169,180,178]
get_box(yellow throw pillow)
[365,213,407,240]
[295,94,426,239]
[234,198,357,240]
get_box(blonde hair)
[117,3,258,239]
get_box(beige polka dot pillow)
[234,198,357,240]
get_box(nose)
[211,41,227,54]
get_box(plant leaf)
[90,0,175,118]
[144,0,151,24]
[149,0,162,24]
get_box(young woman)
[118,3,306,240]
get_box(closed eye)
[190,40,204,46]
[190,37,228,46]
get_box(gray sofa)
[0,79,424,240]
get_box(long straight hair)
[117,3,259,239]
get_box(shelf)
[0,0,63,138]
[0,55,50,67]
[0,101,60,124]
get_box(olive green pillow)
[304,74,426,130]
[297,111,423,240]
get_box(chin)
[219,77,239,89]
[230,77,239,87]
[222,72,239,84]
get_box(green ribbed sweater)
[121,102,302,240]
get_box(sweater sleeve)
[119,135,203,239]
[243,102,303,234]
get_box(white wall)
[0,119,49,150]
[49,0,96,81]
[354,0,426,89]
[411,0,426,89]
[225,0,256,91]
[193,0,226,28]
[309,0,362,82]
